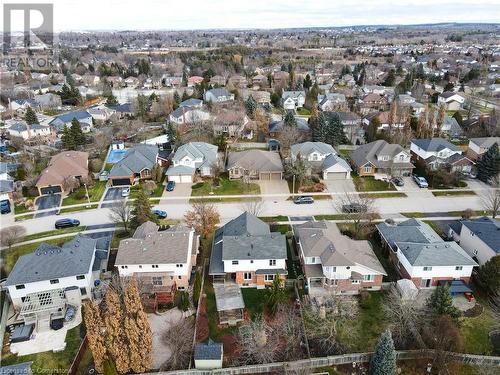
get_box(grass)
[432,190,476,197]
[359,192,407,198]
[130,178,165,199]
[241,288,268,320]
[104,163,113,171]
[14,204,30,215]
[0,324,83,373]
[338,149,351,158]
[460,300,498,355]
[352,175,396,192]
[204,281,238,339]
[259,215,289,222]
[296,108,311,116]
[15,213,34,221]
[402,210,491,218]
[191,176,260,197]
[59,204,99,213]
[22,226,86,242]
[286,238,302,279]
[110,229,130,249]
[62,181,107,206]
[315,213,382,221]
[423,220,444,237]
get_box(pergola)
[20,289,66,324]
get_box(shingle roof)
[194,340,223,361]
[322,153,352,172]
[291,142,336,158]
[51,110,91,125]
[469,137,500,149]
[179,98,203,108]
[171,142,218,170]
[213,283,245,312]
[411,138,460,152]
[109,144,158,177]
[350,140,412,170]
[36,151,88,188]
[461,217,500,253]
[227,150,283,173]
[376,219,441,249]
[206,88,232,98]
[5,234,97,286]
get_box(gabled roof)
[460,217,500,253]
[179,98,203,108]
[50,110,91,125]
[269,118,310,133]
[376,219,441,249]
[282,90,305,99]
[206,88,232,98]
[219,211,270,236]
[109,144,158,177]
[411,138,461,152]
[36,151,89,188]
[322,153,352,172]
[227,150,283,173]
[171,142,218,169]
[350,140,412,169]
[291,142,336,158]
[469,137,500,149]
[5,234,97,286]
[194,340,223,360]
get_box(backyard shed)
[213,283,245,325]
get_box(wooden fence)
[67,335,88,375]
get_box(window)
[363,275,374,281]
[232,260,239,265]
[250,260,253,263]
[152,276,162,286]
[455,266,463,271]
[80,287,87,296]
[331,266,337,272]
[269,259,276,266]
[50,279,59,284]
[311,257,316,263]
[76,275,85,280]
[399,154,405,161]
[473,250,478,256]
[176,264,184,268]
[178,276,182,280]
[139,265,142,268]
[264,274,275,281]
[423,266,432,271]
[15,285,25,290]
[352,280,361,284]
[243,272,252,280]
[364,166,372,173]
[152,265,159,268]
[121,265,128,269]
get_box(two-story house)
[166,142,218,183]
[467,137,500,161]
[437,91,465,111]
[290,142,351,180]
[350,140,414,178]
[6,122,55,143]
[49,110,93,133]
[449,217,500,265]
[209,212,287,287]
[317,93,347,111]
[295,221,386,294]
[377,219,477,288]
[410,138,474,173]
[204,88,235,103]
[169,106,211,125]
[282,91,306,110]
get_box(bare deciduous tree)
[184,201,220,237]
[1,225,27,249]
[240,199,265,216]
[109,200,132,233]
[481,177,500,218]
[335,192,377,238]
[277,125,303,157]
[161,318,194,370]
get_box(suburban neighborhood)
[0,5,499,375]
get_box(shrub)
[175,291,190,312]
[193,271,202,308]
[74,189,86,200]
[89,158,104,173]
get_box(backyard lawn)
[62,181,107,206]
[352,175,396,192]
[191,176,260,197]
[460,301,498,355]
[241,288,268,320]
[204,281,238,339]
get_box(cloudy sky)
[3,0,500,31]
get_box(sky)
[2,0,500,31]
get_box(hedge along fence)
[145,350,500,375]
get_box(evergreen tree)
[476,143,500,183]
[313,112,328,142]
[165,122,177,146]
[173,91,181,105]
[104,290,130,373]
[303,74,312,90]
[245,95,257,118]
[24,106,39,124]
[130,187,158,229]
[370,330,397,375]
[383,69,396,87]
[475,255,500,296]
[453,111,463,126]
[69,118,85,147]
[84,300,106,373]
[283,111,297,127]
[323,113,347,146]
[428,284,461,320]
[106,93,118,106]
[61,125,75,150]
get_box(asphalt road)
[35,194,62,218]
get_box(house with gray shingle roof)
[468,137,500,160]
[410,138,474,173]
[377,219,477,288]
[291,142,351,180]
[166,142,218,183]
[108,144,160,186]
[295,221,386,294]
[204,88,234,103]
[5,234,99,310]
[209,212,287,287]
[282,90,305,110]
[449,217,500,265]
[227,149,284,180]
[49,110,93,133]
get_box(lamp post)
[84,183,91,208]
[292,174,296,198]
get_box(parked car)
[293,196,314,204]
[55,218,80,229]
[121,187,130,197]
[0,199,11,214]
[413,175,429,188]
[152,209,167,219]
[342,203,368,213]
[166,181,176,191]
[391,177,404,187]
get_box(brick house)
[108,144,162,186]
[377,219,477,289]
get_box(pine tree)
[130,187,158,229]
[283,111,297,127]
[69,118,85,148]
[313,112,328,142]
[83,300,106,373]
[104,290,130,374]
[370,330,397,375]
[165,121,177,146]
[476,143,500,183]
[123,280,153,373]
[61,125,75,150]
[106,93,118,106]
[245,95,257,118]
[303,74,312,90]
[428,284,461,319]
[173,91,181,105]
[325,113,346,146]
[24,106,39,124]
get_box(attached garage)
[39,185,62,195]
[324,171,349,180]
[110,178,132,187]
[168,174,193,183]
[259,172,282,180]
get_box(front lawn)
[359,192,407,198]
[191,176,260,197]
[23,226,85,242]
[1,325,83,373]
[296,108,311,116]
[62,181,107,206]
[259,215,289,222]
[352,175,396,192]
[432,190,476,197]
[59,204,99,214]
[14,204,30,215]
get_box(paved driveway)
[399,177,433,198]
[101,187,125,208]
[161,182,192,202]
[35,194,61,218]
[257,180,290,200]
[324,179,356,194]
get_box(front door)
[421,279,432,288]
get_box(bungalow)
[50,110,93,133]
[350,140,414,178]
[7,122,55,142]
[410,138,474,173]
[467,137,500,160]
[204,88,235,103]
[448,217,500,265]
[282,91,305,110]
[109,103,134,118]
[166,142,218,183]
[227,149,284,180]
[290,142,351,180]
[209,212,287,287]
[108,144,161,186]
[437,91,465,111]
[36,151,89,195]
[295,221,386,294]
[377,219,477,288]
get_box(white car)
[121,187,131,197]
[413,175,428,188]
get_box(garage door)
[270,172,281,180]
[180,175,192,183]
[40,185,62,195]
[169,175,193,183]
[325,172,347,180]
[259,172,270,180]
[259,172,282,180]
[111,178,131,186]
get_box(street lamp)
[84,183,91,208]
